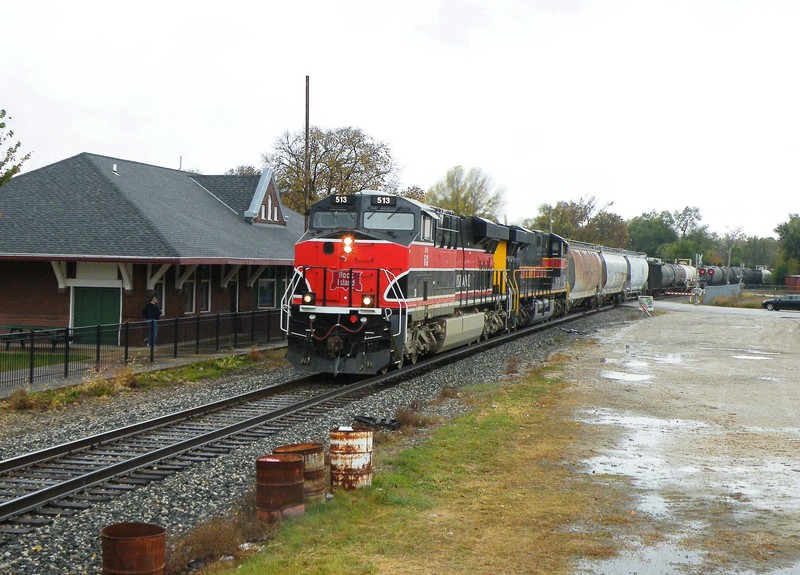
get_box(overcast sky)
[4,1,798,239]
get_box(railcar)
[566,242,647,307]
[281,192,569,375]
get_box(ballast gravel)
[0,308,636,574]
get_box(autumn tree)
[263,126,397,213]
[520,197,625,246]
[582,211,628,248]
[397,185,426,203]
[0,109,32,187]
[225,165,261,176]
[426,166,504,219]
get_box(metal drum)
[101,522,166,575]
[329,427,373,490]
[273,442,328,505]
[255,453,305,521]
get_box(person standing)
[142,294,162,346]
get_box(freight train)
[280,191,706,376]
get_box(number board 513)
[371,195,396,206]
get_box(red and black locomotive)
[281,191,569,375]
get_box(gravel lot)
[566,300,800,575]
[2,301,798,574]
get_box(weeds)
[1,350,285,412]
[166,489,277,574]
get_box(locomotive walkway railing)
[0,310,283,391]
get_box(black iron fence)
[0,310,284,390]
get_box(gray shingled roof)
[0,153,303,263]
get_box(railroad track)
[0,307,601,536]
[0,374,385,533]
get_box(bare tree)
[672,206,702,238]
[720,227,744,268]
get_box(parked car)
[762,295,800,311]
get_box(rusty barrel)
[101,522,166,575]
[255,453,305,521]
[273,442,328,504]
[329,427,373,490]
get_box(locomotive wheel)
[410,350,418,364]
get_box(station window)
[199,266,211,313]
[258,278,276,309]
[183,279,196,314]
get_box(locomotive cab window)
[311,210,357,230]
[363,210,414,231]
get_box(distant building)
[0,153,303,330]
[785,276,800,291]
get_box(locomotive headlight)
[302,292,316,305]
[343,236,354,254]
[361,294,374,307]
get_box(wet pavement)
[566,300,800,574]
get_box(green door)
[73,287,121,344]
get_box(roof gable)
[244,169,286,226]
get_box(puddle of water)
[578,542,800,575]
[576,540,704,574]
[599,370,653,382]
[580,409,800,513]
[731,355,772,361]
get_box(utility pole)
[304,75,310,230]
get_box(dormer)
[245,168,286,226]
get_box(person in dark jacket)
[142,295,162,346]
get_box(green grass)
[0,351,90,373]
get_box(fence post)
[123,322,129,364]
[195,315,200,354]
[172,317,179,359]
[63,327,70,379]
[215,313,220,351]
[250,310,256,344]
[95,324,102,369]
[28,329,35,384]
[233,311,239,349]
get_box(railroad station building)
[0,153,304,331]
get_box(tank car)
[281,192,569,375]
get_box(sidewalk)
[0,342,287,399]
